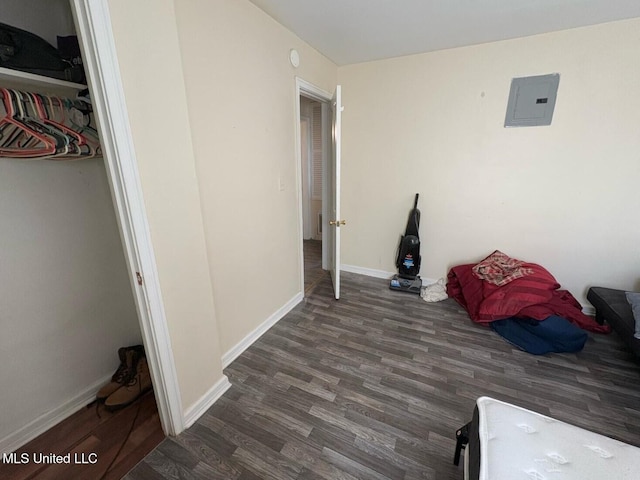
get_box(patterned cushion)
[472,250,534,287]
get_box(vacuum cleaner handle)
[404,193,420,238]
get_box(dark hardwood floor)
[126,272,640,480]
[304,239,326,294]
[1,390,164,480]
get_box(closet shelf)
[0,67,87,90]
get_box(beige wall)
[107,0,224,410]
[173,0,337,354]
[338,18,640,302]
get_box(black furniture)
[587,287,640,358]
[453,422,469,467]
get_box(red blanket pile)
[446,252,610,334]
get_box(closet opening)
[0,1,166,478]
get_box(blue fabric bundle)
[490,315,588,355]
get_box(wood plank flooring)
[126,272,640,479]
[1,391,164,480]
[304,240,326,294]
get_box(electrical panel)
[504,73,560,127]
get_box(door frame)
[71,0,184,435]
[294,78,332,295]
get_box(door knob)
[329,220,346,226]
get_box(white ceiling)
[249,0,640,65]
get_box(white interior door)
[328,85,343,299]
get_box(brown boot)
[96,345,144,403]
[104,355,152,410]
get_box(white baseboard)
[341,264,437,286]
[0,373,112,455]
[340,264,394,280]
[183,375,232,429]
[222,292,304,368]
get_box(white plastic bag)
[421,278,448,302]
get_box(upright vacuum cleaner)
[390,193,422,294]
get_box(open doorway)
[299,95,326,293]
[296,78,340,298]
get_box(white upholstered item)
[476,396,640,480]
